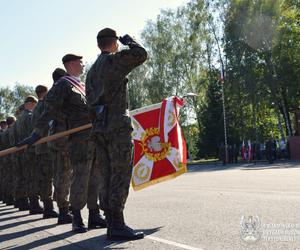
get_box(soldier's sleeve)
[34,83,69,135]
[112,42,148,77]
[24,113,34,138]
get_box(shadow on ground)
[7,226,162,250]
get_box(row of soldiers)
[0,27,147,241]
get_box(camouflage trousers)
[52,149,72,209]
[0,162,2,198]
[94,127,133,213]
[68,139,100,210]
[36,153,54,202]
[15,153,28,201]
[2,159,15,199]
[23,152,39,201]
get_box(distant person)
[265,139,274,164]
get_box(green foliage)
[0,83,35,120]
[197,80,224,158]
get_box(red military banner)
[130,96,187,191]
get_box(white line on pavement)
[146,235,203,250]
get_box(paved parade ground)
[0,161,300,250]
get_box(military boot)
[29,198,44,214]
[57,207,73,224]
[5,195,14,206]
[107,211,144,241]
[88,209,107,229]
[72,210,87,233]
[43,200,58,218]
[18,198,30,211]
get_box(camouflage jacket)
[85,41,147,132]
[32,100,48,154]
[17,109,35,153]
[8,122,18,161]
[2,126,16,163]
[34,77,90,142]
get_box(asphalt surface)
[0,161,300,250]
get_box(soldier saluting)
[86,28,147,240]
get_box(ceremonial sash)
[62,76,86,97]
[130,96,187,191]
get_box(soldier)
[10,104,30,210]
[17,96,44,214]
[17,55,105,233]
[1,116,16,205]
[32,85,58,218]
[86,28,147,240]
[0,119,8,202]
[0,120,8,132]
[48,67,73,225]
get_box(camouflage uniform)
[1,127,15,204]
[86,38,147,216]
[8,122,19,204]
[0,130,5,201]
[16,109,40,208]
[34,76,99,211]
[47,117,71,210]
[31,100,54,203]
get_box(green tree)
[0,83,35,120]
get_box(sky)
[0,0,187,88]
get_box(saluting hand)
[119,34,134,45]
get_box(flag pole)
[220,64,228,163]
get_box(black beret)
[62,54,82,63]
[6,116,16,126]
[52,68,66,82]
[97,28,118,40]
[0,120,7,126]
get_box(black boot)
[5,195,14,206]
[107,211,144,241]
[72,210,87,233]
[88,209,107,229]
[43,200,58,218]
[29,198,44,214]
[57,207,73,224]
[18,198,30,211]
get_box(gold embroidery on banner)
[134,162,150,181]
[167,110,176,127]
[141,127,171,162]
[172,151,183,169]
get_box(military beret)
[0,120,7,126]
[6,116,16,126]
[35,85,48,94]
[24,95,38,103]
[52,68,66,82]
[62,54,82,63]
[97,28,118,39]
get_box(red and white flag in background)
[130,96,187,191]
[242,140,246,161]
[248,140,252,161]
